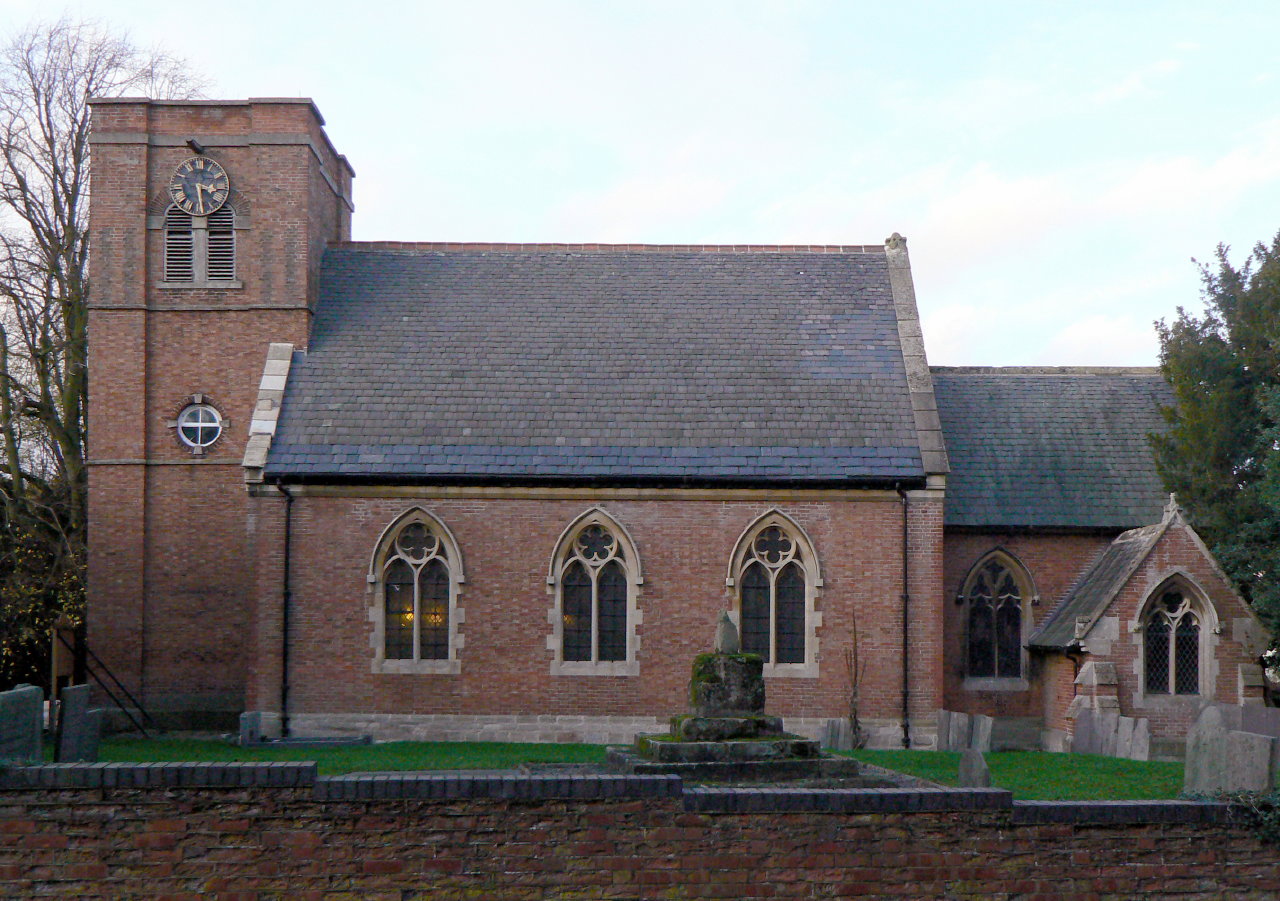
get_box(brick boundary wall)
[1,764,1276,898]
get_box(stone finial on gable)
[885,232,907,251]
[1163,493,1182,521]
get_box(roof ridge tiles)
[326,241,888,254]
[931,366,1161,376]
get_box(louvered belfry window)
[559,525,628,663]
[965,558,1023,678]
[739,526,807,664]
[206,207,236,280]
[1144,589,1200,695]
[163,204,235,282]
[164,207,195,281]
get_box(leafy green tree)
[1153,232,1280,632]
[0,20,202,690]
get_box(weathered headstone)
[1071,708,1098,755]
[958,748,991,788]
[948,711,971,753]
[0,684,43,763]
[1185,705,1280,793]
[1098,710,1120,758]
[713,612,740,655]
[56,684,100,763]
[820,718,853,752]
[1129,717,1150,761]
[1115,715,1135,760]
[240,711,263,746]
[936,710,953,750]
[970,714,993,752]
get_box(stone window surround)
[724,509,823,679]
[1128,571,1219,708]
[546,507,643,677]
[959,548,1038,693]
[367,507,465,675]
[151,202,246,289]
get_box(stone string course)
[2,763,1274,898]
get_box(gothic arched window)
[370,510,463,674]
[1143,587,1200,695]
[728,511,821,675]
[962,554,1030,679]
[548,509,642,676]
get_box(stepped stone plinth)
[607,613,871,783]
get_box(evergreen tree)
[1153,233,1280,632]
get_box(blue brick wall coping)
[0,763,1243,823]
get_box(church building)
[85,97,1269,753]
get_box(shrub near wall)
[1,765,1278,898]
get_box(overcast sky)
[6,1,1279,366]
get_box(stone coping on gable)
[0,762,1238,822]
[326,241,889,254]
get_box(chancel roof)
[265,244,930,485]
[932,368,1172,530]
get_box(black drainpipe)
[897,484,911,749]
[277,482,294,738]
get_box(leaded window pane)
[384,559,415,660]
[775,562,805,664]
[740,562,771,660]
[597,560,627,662]
[562,561,592,662]
[1175,615,1200,695]
[968,599,995,677]
[419,558,450,660]
[1146,618,1171,693]
[995,598,1022,677]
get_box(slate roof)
[1030,517,1168,649]
[932,368,1172,529]
[265,245,927,484]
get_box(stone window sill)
[550,659,640,677]
[372,659,461,676]
[157,280,244,290]
[963,677,1029,692]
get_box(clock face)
[168,156,230,217]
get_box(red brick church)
[85,97,1270,752]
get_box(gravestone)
[56,684,101,763]
[1071,708,1099,755]
[1098,711,1120,758]
[958,748,991,787]
[1185,705,1280,794]
[1115,715,1135,759]
[947,711,971,752]
[240,711,263,746]
[1129,717,1150,762]
[970,714,994,752]
[936,710,952,749]
[0,684,43,763]
[820,718,853,752]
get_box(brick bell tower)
[86,98,353,726]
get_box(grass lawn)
[96,738,609,776]
[849,749,1185,801]
[89,738,1190,800]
